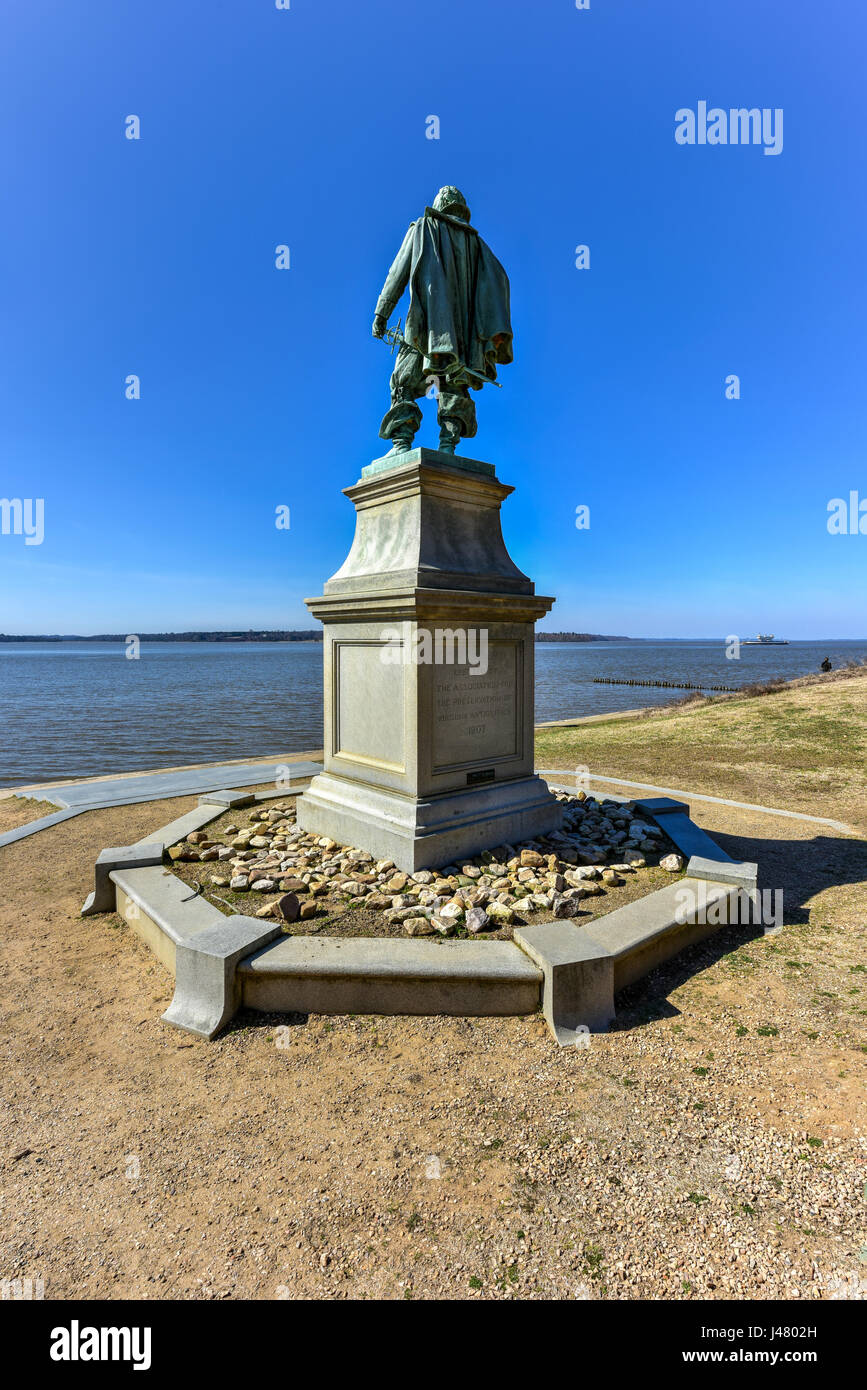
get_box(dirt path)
[1,793,864,1301]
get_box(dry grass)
[0,796,62,834]
[536,668,867,832]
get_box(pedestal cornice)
[305,586,556,625]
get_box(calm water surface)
[1,639,863,785]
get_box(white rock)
[404,917,435,937]
[465,907,490,934]
[438,900,464,922]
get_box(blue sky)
[1,0,864,637]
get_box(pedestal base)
[296,770,561,872]
[297,450,562,871]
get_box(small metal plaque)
[466,768,495,786]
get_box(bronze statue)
[372,186,513,456]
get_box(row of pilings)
[592,678,739,692]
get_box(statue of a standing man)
[372,186,514,457]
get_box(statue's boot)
[438,420,462,455]
[384,433,415,458]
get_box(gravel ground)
[0,790,864,1301]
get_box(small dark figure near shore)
[821,657,832,672]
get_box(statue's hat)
[432,186,471,221]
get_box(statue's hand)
[372,315,387,339]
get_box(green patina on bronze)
[372,186,513,457]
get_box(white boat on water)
[742,633,790,645]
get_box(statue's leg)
[379,345,423,455]
[437,382,476,454]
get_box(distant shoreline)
[0,631,324,644]
[1,633,863,645]
[0,630,631,644]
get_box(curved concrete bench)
[78,784,762,1044]
[239,935,542,1017]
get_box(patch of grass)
[535,668,867,830]
[583,1242,605,1278]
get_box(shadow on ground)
[709,828,867,925]
[614,828,866,1027]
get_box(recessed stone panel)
[335,641,405,772]
[432,640,520,772]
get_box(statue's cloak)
[374,207,513,388]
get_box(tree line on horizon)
[0,630,629,643]
[0,630,323,643]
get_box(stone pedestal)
[296,448,561,871]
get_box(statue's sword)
[380,318,502,388]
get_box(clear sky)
[1,0,865,637]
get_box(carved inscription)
[432,645,519,768]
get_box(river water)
[1,639,863,786]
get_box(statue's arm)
[372,223,415,336]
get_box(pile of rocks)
[169,791,683,935]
